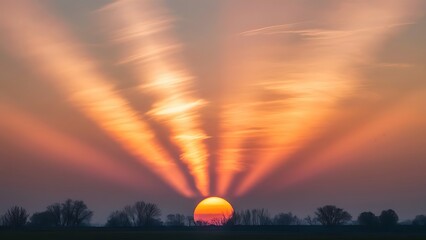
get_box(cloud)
[240,22,415,40]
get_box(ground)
[2,227,426,240]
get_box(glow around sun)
[193,197,234,225]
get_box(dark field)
[2,227,426,240]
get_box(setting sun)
[193,197,234,225]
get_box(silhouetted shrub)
[413,215,426,226]
[358,212,380,226]
[105,210,132,227]
[379,209,399,227]
[315,205,352,226]
[30,211,57,227]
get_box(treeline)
[1,199,426,228]
[227,206,424,227]
[1,199,93,228]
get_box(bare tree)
[235,209,272,225]
[60,199,93,227]
[106,201,161,227]
[37,199,93,227]
[240,209,252,225]
[315,205,352,226]
[123,205,136,226]
[257,209,272,225]
[166,214,185,226]
[1,206,28,227]
[72,200,93,226]
[273,212,300,225]
[133,201,161,227]
[61,199,73,227]
[133,201,146,227]
[46,203,62,226]
[186,215,194,226]
[251,209,260,225]
[144,203,161,226]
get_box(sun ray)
[0,102,149,189]
[98,0,210,196]
[272,92,426,191]
[0,0,194,197]
[215,0,422,196]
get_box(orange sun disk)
[193,197,234,225]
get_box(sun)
[193,197,234,225]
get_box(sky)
[0,0,426,224]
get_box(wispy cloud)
[374,62,413,68]
[240,22,415,40]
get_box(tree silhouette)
[134,201,161,226]
[231,209,272,225]
[46,203,62,226]
[105,210,132,227]
[315,205,352,226]
[273,212,300,225]
[106,201,162,227]
[240,209,252,225]
[379,209,399,227]
[123,205,136,226]
[30,211,56,227]
[223,211,239,226]
[413,215,426,226]
[1,206,28,227]
[60,199,93,227]
[30,199,93,227]
[247,209,272,225]
[166,214,185,226]
[186,215,194,226]
[8,197,426,229]
[358,212,379,226]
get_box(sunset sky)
[1,0,426,224]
